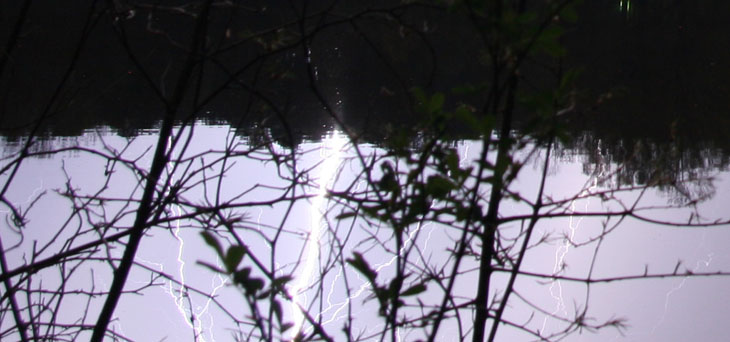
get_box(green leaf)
[200,231,223,256]
[224,245,247,273]
[406,196,429,219]
[401,283,427,297]
[387,277,403,298]
[452,84,478,95]
[454,104,478,128]
[244,277,265,296]
[272,299,283,324]
[233,267,252,285]
[257,289,272,299]
[234,266,265,296]
[536,25,567,57]
[559,67,583,93]
[445,149,460,176]
[455,204,468,222]
[517,11,538,25]
[361,205,382,219]
[560,5,579,23]
[373,286,388,312]
[335,211,357,220]
[347,252,377,283]
[281,322,294,333]
[411,87,427,104]
[428,93,445,114]
[425,175,455,199]
[197,261,225,274]
[271,275,293,292]
[378,161,399,193]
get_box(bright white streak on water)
[307,140,476,341]
[290,130,348,338]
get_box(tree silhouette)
[1,1,729,341]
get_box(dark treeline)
[2,0,729,175]
[565,0,730,148]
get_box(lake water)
[3,1,730,341]
[3,123,730,341]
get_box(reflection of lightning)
[650,250,713,335]
[165,135,202,339]
[619,0,631,12]
[162,134,228,342]
[94,274,128,338]
[324,266,344,311]
[459,142,470,165]
[315,266,356,330]
[253,208,273,254]
[371,220,432,272]
[547,182,593,314]
[253,207,283,275]
[309,214,431,342]
[418,222,436,267]
[24,179,45,204]
[255,208,263,232]
[110,319,127,340]
[541,148,604,334]
[0,179,45,217]
[290,131,347,338]
[297,139,469,339]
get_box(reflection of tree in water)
[618,0,634,18]
[564,133,725,204]
[564,0,730,203]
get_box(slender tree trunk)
[90,1,212,340]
